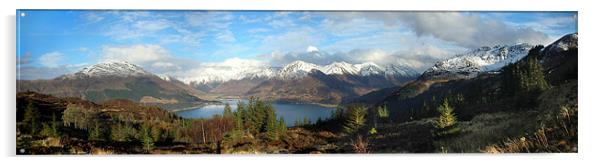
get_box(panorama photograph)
[15,10,577,154]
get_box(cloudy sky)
[17,10,577,80]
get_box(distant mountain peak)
[279,60,321,78]
[187,60,420,84]
[322,61,359,75]
[543,33,577,56]
[62,61,152,79]
[422,43,534,80]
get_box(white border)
[2,0,600,165]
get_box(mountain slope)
[539,33,578,85]
[188,60,420,104]
[421,43,534,80]
[246,69,417,105]
[18,61,209,106]
[369,33,577,122]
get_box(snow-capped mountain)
[184,66,279,84]
[322,62,359,75]
[20,61,210,106]
[421,43,535,79]
[188,60,419,84]
[278,60,321,79]
[61,61,152,79]
[542,33,577,58]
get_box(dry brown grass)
[482,105,577,153]
[351,135,369,153]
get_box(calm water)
[174,99,336,126]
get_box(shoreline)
[168,99,338,113]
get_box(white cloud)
[399,12,550,48]
[82,12,104,24]
[133,19,170,31]
[319,17,388,37]
[319,12,551,48]
[99,44,200,76]
[205,57,267,67]
[19,66,73,80]
[39,52,64,67]
[322,31,408,53]
[185,11,233,30]
[238,15,262,23]
[101,44,170,64]
[149,62,182,72]
[172,57,269,83]
[260,27,324,52]
[215,30,236,42]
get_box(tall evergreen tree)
[435,99,456,129]
[343,105,367,135]
[264,106,278,140]
[223,103,233,119]
[23,101,41,135]
[278,117,287,137]
[434,99,460,137]
[502,45,550,97]
[88,120,103,141]
[140,123,155,153]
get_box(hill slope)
[18,62,210,106]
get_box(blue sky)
[16,10,577,80]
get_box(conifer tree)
[501,45,549,97]
[223,103,233,119]
[376,105,389,123]
[303,116,310,125]
[434,99,459,137]
[435,99,456,129]
[236,101,247,131]
[264,105,278,140]
[343,105,367,135]
[140,123,155,153]
[88,120,103,141]
[23,101,41,135]
[50,113,60,137]
[278,117,287,137]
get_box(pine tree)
[502,45,549,97]
[234,108,244,131]
[88,120,103,141]
[50,113,60,137]
[23,101,41,135]
[435,99,456,129]
[332,105,345,120]
[111,123,127,142]
[343,105,367,135]
[151,125,162,142]
[236,101,246,131]
[223,103,233,119]
[264,105,278,140]
[278,117,287,137]
[247,97,266,133]
[140,123,155,153]
[376,105,389,123]
[303,116,310,125]
[434,99,459,137]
